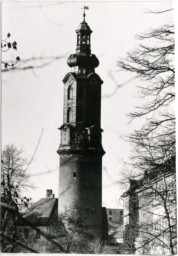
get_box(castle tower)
[57,9,105,238]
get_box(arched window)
[68,85,73,100]
[67,108,72,123]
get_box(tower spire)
[82,6,89,21]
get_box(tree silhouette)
[118,12,176,254]
[1,33,65,72]
[1,145,31,252]
[118,23,175,170]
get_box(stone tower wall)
[59,154,102,238]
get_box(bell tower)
[57,8,105,238]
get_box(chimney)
[46,189,54,198]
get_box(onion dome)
[67,53,99,68]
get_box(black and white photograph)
[1,0,176,254]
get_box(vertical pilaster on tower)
[57,9,105,239]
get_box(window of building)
[109,216,112,221]
[77,35,80,45]
[68,85,73,100]
[87,35,90,44]
[24,228,29,239]
[73,172,77,178]
[120,211,123,216]
[36,229,40,239]
[81,35,87,44]
[109,210,112,215]
[67,108,72,123]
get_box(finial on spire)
[82,6,89,21]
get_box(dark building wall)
[15,226,48,253]
[76,79,101,126]
[59,154,102,238]
[102,207,109,241]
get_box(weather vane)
[81,6,89,21]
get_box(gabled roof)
[21,198,57,226]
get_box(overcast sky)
[2,0,173,208]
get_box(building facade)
[57,12,105,239]
[122,157,176,255]
[106,208,123,243]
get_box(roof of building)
[76,21,92,33]
[20,198,58,226]
[122,156,175,198]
